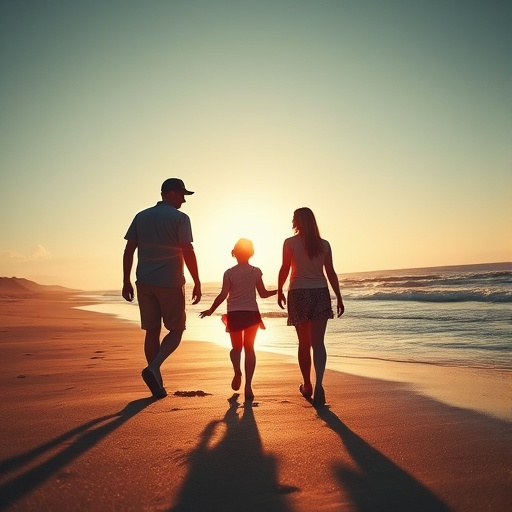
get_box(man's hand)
[122,241,136,302]
[191,284,202,305]
[122,282,135,302]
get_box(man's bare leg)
[144,326,161,364]
[147,329,184,385]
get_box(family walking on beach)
[122,178,344,405]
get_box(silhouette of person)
[277,207,344,406]
[200,239,276,401]
[122,178,201,398]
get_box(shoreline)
[1,292,510,511]
[77,300,511,422]
[327,354,511,422]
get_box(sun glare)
[196,205,290,285]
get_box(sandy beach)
[0,292,510,511]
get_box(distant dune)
[0,277,77,295]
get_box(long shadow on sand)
[170,395,297,512]
[0,397,154,510]
[315,406,450,512]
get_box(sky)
[0,0,510,290]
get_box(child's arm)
[255,275,277,299]
[199,274,229,318]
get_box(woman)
[277,207,344,406]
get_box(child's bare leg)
[229,331,243,391]
[243,324,259,400]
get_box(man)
[122,178,201,398]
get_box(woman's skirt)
[286,287,334,326]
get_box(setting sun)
[194,201,291,284]
[1,3,510,511]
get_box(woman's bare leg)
[295,322,313,397]
[311,317,328,404]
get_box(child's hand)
[199,310,211,318]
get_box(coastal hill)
[0,277,77,295]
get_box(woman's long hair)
[292,207,324,259]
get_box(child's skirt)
[221,310,266,333]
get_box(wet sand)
[0,292,510,511]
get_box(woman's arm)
[324,242,344,317]
[277,240,292,309]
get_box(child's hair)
[232,238,254,260]
[292,207,324,259]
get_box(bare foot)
[299,383,313,399]
[141,367,167,399]
[244,385,254,401]
[231,372,242,391]
[149,365,163,387]
[313,385,326,406]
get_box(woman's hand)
[337,300,345,318]
[199,309,212,318]
[277,290,287,310]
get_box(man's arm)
[122,240,137,302]
[181,242,202,304]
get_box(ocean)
[79,262,511,369]
[77,262,511,419]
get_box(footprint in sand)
[174,390,212,397]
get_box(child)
[200,238,277,401]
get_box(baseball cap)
[161,178,194,195]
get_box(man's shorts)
[136,283,186,331]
